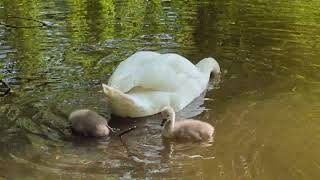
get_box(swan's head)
[196,57,221,82]
[160,106,175,126]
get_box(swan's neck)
[162,111,175,138]
[196,57,221,77]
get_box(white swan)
[102,51,220,117]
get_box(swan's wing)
[108,51,161,92]
[109,52,206,93]
[134,53,208,92]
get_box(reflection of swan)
[102,51,221,117]
[69,109,111,137]
[160,106,214,141]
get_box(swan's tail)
[102,84,115,96]
[102,84,136,106]
[102,84,129,99]
[102,84,144,117]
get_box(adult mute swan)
[160,106,214,141]
[102,51,220,117]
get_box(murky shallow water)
[0,0,320,179]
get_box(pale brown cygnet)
[69,109,112,137]
[160,106,214,141]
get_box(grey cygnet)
[161,106,214,142]
[69,109,112,137]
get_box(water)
[0,0,320,179]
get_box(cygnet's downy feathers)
[69,109,110,137]
[160,106,214,142]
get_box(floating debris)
[0,16,48,28]
[0,79,10,97]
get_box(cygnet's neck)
[196,57,221,76]
[163,109,176,138]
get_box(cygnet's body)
[161,106,214,141]
[69,109,110,137]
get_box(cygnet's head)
[94,124,110,137]
[160,106,175,126]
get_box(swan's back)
[108,51,206,93]
[108,51,159,92]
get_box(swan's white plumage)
[103,51,220,117]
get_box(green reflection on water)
[0,0,320,179]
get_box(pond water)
[1,0,320,179]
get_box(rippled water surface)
[1,0,320,179]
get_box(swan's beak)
[212,72,221,84]
[161,118,167,126]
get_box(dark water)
[0,0,320,179]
